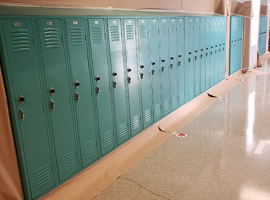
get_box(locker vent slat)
[34,165,50,189]
[151,24,158,38]
[179,91,184,104]
[170,23,176,35]
[145,109,151,123]
[70,27,83,46]
[43,28,60,49]
[103,130,112,147]
[161,23,167,36]
[164,99,170,111]
[126,25,134,40]
[172,95,177,107]
[155,104,160,117]
[92,26,103,44]
[139,24,147,39]
[110,26,120,42]
[201,20,205,30]
[190,21,194,31]
[84,140,95,159]
[178,22,184,34]
[132,115,139,130]
[11,29,30,52]
[119,122,127,138]
[61,152,75,173]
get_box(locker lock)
[195,50,198,53]
[113,71,118,76]
[189,52,191,55]
[19,95,25,104]
[170,57,174,60]
[127,68,132,72]
[152,62,156,65]
[140,73,144,79]
[75,80,80,88]
[178,54,181,58]
[161,59,165,63]
[140,65,144,69]
[152,69,155,75]
[206,47,209,50]
[50,87,55,95]
[96,75,101,82]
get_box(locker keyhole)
[170,57,174,60]
[19,95,25,104]
[161,59,165,63]
[140,65,144,69]
[178,55,181,58]
[113,72,117,77]
[152,62,155,65]
[127,68,132,72]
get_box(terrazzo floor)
[94,61,270,200]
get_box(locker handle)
[215,45,217,47]
[96,75,101,82]
[201,54,203,58]
[219,49,221,52]
[178,61,181,66]
[20,109,25,121]
[140,65,144,69]
[75,80,80,88]
[170,64,173,68]
[96,86,101,94]
[140,73,144,79]
[76,92,79,102]
[206,53,208,56]
[215,50,217,53]
[19,95,25,104]
[188,58,191,62]
[162,66,165,72]
[195,56,197,60]
[128,77,131,83]
[50,100,55,111]
[113,72,117,76]
[152,69,155,75]
[127,68,132,72]
[113,82,117,89]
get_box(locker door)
[239,17,243,69]
[194,17,201,97]
[65,19,98,167]
[123,18,142,136]
[88,19,114,155]
[160,18,171,116]
[1,18,55,199]
[169,18,178,110]
[218,17,224,82]
[205,17,211,90]
[37,19,78,182]
[220,17,226,81]
[200,17,206,93]
[210,17,215,87]
[185,17,195,101]
[229,17,234,75]
[138,18,154,127]
[177,18,185,106]
[149,18,162,122]
[214,18,219,85]
[107,18,129,145]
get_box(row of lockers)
[229,16,243,75]
[258,33,267,56]
[0,15,226,200]
[259,15,268,35]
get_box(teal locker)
[214,17,219,85]
[107,18,129,145]
[205,17,211,90]
[65,19,99,167]
[149,18,162,122]
[210,17,216,87]
[123,18,142,136]
[193,17,201,97]
[229,16,235,75]
[37,19,79,182]
[169,18,178,110]
[0,18,55,199]
[177,18,185,106]
[200,17,206,93]
[159,18,171,116]
[88,19,115,155]
[185,17,195,101]
[138,18,154,127]
[219,17,226,82]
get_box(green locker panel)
[107,18,129,145]
[205,17,211,90]
[149,18,162,122]
[185,17,195,101]
[177,18,185,106]
[159,18,171,116]
[65,19,99,167]
[37,18,79,182]
[123,18,142,136]
[194,17,201,97]
[88,18,114,155]
[138,18,154,127]
[200,17,206,93]
[1,18,55,199]
[169,18,178,110]
[210,17,215,87]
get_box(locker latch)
[75,80,80,88]
[19,95,25,104]
[219,49,221,52]
[50,87,55,95]
[50,100,55,111]
[152,69,155,75]
[170,64,173,68]
[211,51,213,55]
[161,66,165,72]
[96,75,101,82]
[206,53,208,57]
[188,58,191,62]
[76,92,79,102]
[195,56,197,60]
[128,77,131,83]
[178,61,181,66]
[113,82,117,89]
[96,86,101,94]
[140,73,144,79]
[20,109,25,121]
[201,54,203,58]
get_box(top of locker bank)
[0,5,223,17]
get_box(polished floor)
[94,61,270,200]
